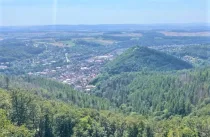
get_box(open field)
[109,32,142,37]
[160,31,210,37]
[73,37,116,45]
[61,40,76,47]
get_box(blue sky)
[0,0,209,26]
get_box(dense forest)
[1,78,210,137]
[0,40,45,62]
[92,68,210,117]
[0,75,113,110]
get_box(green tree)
[11,89,34,126]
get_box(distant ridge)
[0,24,209,32]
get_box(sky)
[0,0,209,26]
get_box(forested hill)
[104,46,193,74]
[0,75,113,110]
[92,68,210,118]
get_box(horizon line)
[0,23,210,28]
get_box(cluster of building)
[0,38,120,92]
[24,49,115,91]
[0,62,9,70]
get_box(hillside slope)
[0,75,113,110]
[93,68,210,117]
[105,46,193,74]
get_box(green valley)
[0,25,210,137]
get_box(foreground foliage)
[0,86,210,137]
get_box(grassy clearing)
[74,37,116,45]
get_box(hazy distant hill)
[105,46,193,74]
[0,24,209,32]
